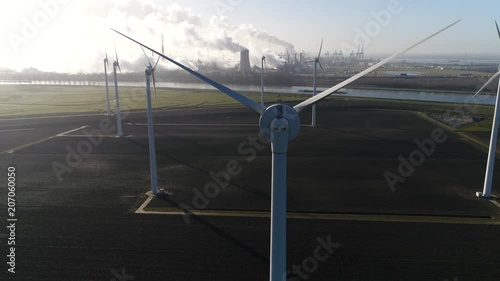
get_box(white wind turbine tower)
[112,19,460,281]
[103,50,112,116]
[311,39,326,127]
[474,21,500,199]
[112,46,123,137]
[261,55,266,106]
[141,47,160,195]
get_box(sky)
[1,0,499,73]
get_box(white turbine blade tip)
[114,44,119,62]
[140,46,153,68]
[471,72,500,99]
[496,21,500,42]
[154,56,161,69]
[318,38,323,58]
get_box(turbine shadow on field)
[156,193,269,264]
[124,135,271,201]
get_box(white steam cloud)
[0,0,295,73]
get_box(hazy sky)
[1,0,499,73]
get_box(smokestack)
[239,49,252,72]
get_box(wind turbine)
[103,50,112,116]
[141,47,160,195]
[261,55,265,106]
[112,45,123,137]
[112,19,460,281]
[146,48,161,105]
[312,39,326,127]
[474,21,500,199]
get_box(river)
[122,81,497,106]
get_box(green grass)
[456,123,493,132]
[0,85,305,117]
[1,84,490,117]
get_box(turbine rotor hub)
[259,104,300,142]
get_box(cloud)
[1,0,293,73]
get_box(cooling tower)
[239,49,252,72]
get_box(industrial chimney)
[239,49,252,73]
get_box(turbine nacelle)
[104,50,109,65]
[114,45,121,72]
[113,60,121,73]
[145,65,153,76]
[259,104,300,142]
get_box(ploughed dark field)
[0,102,499,281]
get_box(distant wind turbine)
[113,45,123,137]
[305,39,327,127]
[103,50,112,116]
[261,55,265,106]
[474,21,500,198]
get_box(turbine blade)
[471,71,500,99]
[293,19,462,113]
[152,71,157,103]
[496,21,500,43]
[111,28,266,114]
[318,38,323,59]
[497,75,500,105]
[319,61,326,77]
[114,44,119,64]
[161,33,165,54]
[105,50,109,65]
[153,55,161,69]
[140,46,153,68]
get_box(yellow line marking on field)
[488,199,500,209]
[0,125,88,154]
[135,192,500,225]
[0,128,34,132]
[56,125,89,136]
